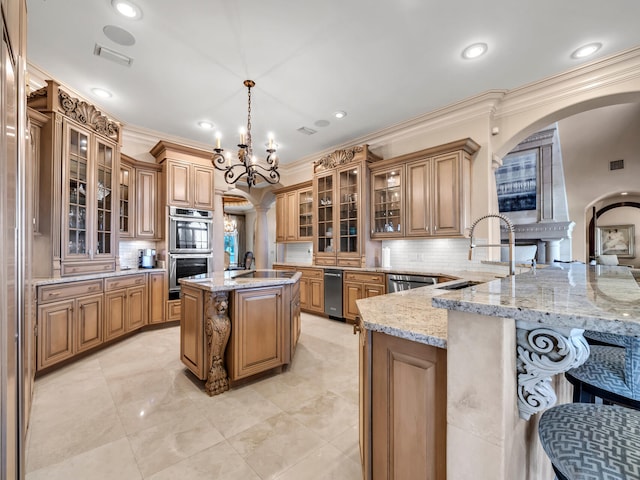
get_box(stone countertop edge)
[32,267,167,286]
[432,264,640,337]
[179,270,302,292]
[272,261,501,282]
[356,285,450,348]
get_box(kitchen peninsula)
[178,269,301,396]
[357,264,640,480]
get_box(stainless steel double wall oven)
[168,207,213,299]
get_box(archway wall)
[490,48,640,262]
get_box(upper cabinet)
[120,155,163,240]
[151,141,215,211]
[313,145,382,268]
[370,138,480,240]
[28,81,122,277]
[274,181,313,243]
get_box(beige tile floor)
[25,313,362,480]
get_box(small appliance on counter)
[139,249,156,268]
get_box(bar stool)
[564,333,640,409]
[539,403,640,480]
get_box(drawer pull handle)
[48,292,60,297]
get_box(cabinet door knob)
[353,318,362,335]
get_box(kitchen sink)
[438,280,482,290]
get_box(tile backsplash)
[119,239,160,268]
[278,236,528,276]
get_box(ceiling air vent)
[297,126,317,136]
[609,159,624,171]
[93,43,133,67]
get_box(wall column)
[254,206,269,269]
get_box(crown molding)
[495,46,640,118]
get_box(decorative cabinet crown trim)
[58,90,120,140]
[314,146,362,170]
[28,82,121,142]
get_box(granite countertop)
[272,261,504,281]
[180,269,302,292]
[33,267,167,286]
[433,264,640,336]
[356,285,451,348]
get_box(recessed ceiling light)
[111,0,142,20]
[571,42,602,59]
[91,88,112,99]
[334,111,347,119]
[198,121,214,130]
[462,43,488,60]
[621,192,629,196]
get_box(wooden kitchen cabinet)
[180,284,205,379]
[76,294,104,353]
[274,181,313,243]
[369,138,480,240]
[148,271,167,324]
[359,328,447,480]
[151,141,215,210]
[313,145,382,268]
[36,278,104,370]
[294,266,324,314]
[371,166,404,238]
[119,161,134,238]
[104,274,147,341]
[343,271,385,323]
[228,286,286,381]
[120,155,163,240]
[291,281,301,355]
[28,81,121,278]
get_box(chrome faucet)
[468,213,516,276]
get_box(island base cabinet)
[228,286,286,381]
[181,285,205,380]
[369,331,447,480]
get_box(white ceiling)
[26,0,640,164]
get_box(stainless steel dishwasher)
[387,273,439,292]
[324,268,344,319]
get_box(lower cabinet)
[295,267,324,314]
[148,271,167,324]
[36,279,104,370]
[359,325,447,480]
[36,272,162,372]
[344,272,385,322]
[291,281,301,355]
[104,274,148,341]
[180,285,205,379]
[228,286,286,381]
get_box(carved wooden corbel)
[204,292,231,396]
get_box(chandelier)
[212,80,280,189]
[223,214,237,233]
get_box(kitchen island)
[179,269,301,396]
[356,264,640,480]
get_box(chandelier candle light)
[212,80,280,188]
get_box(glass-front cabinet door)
[338,165,359,255]
[95,139,114,256]
[66,126,89,258]
[315,172,334,259]
[119,163,133,237]
[298,188,313,240]
[62,120,118,272]
[371,166,404,238]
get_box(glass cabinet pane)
[67,128,89,255]
[298,189,313,238]
[339,167,358,253]
[316,174,333,253]
[96,142,113,254]
[119,167,130,234]
[372,169,402,235]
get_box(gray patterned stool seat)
[583,330,629,347]
[565,336,640,409]
[539,403,640,480]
